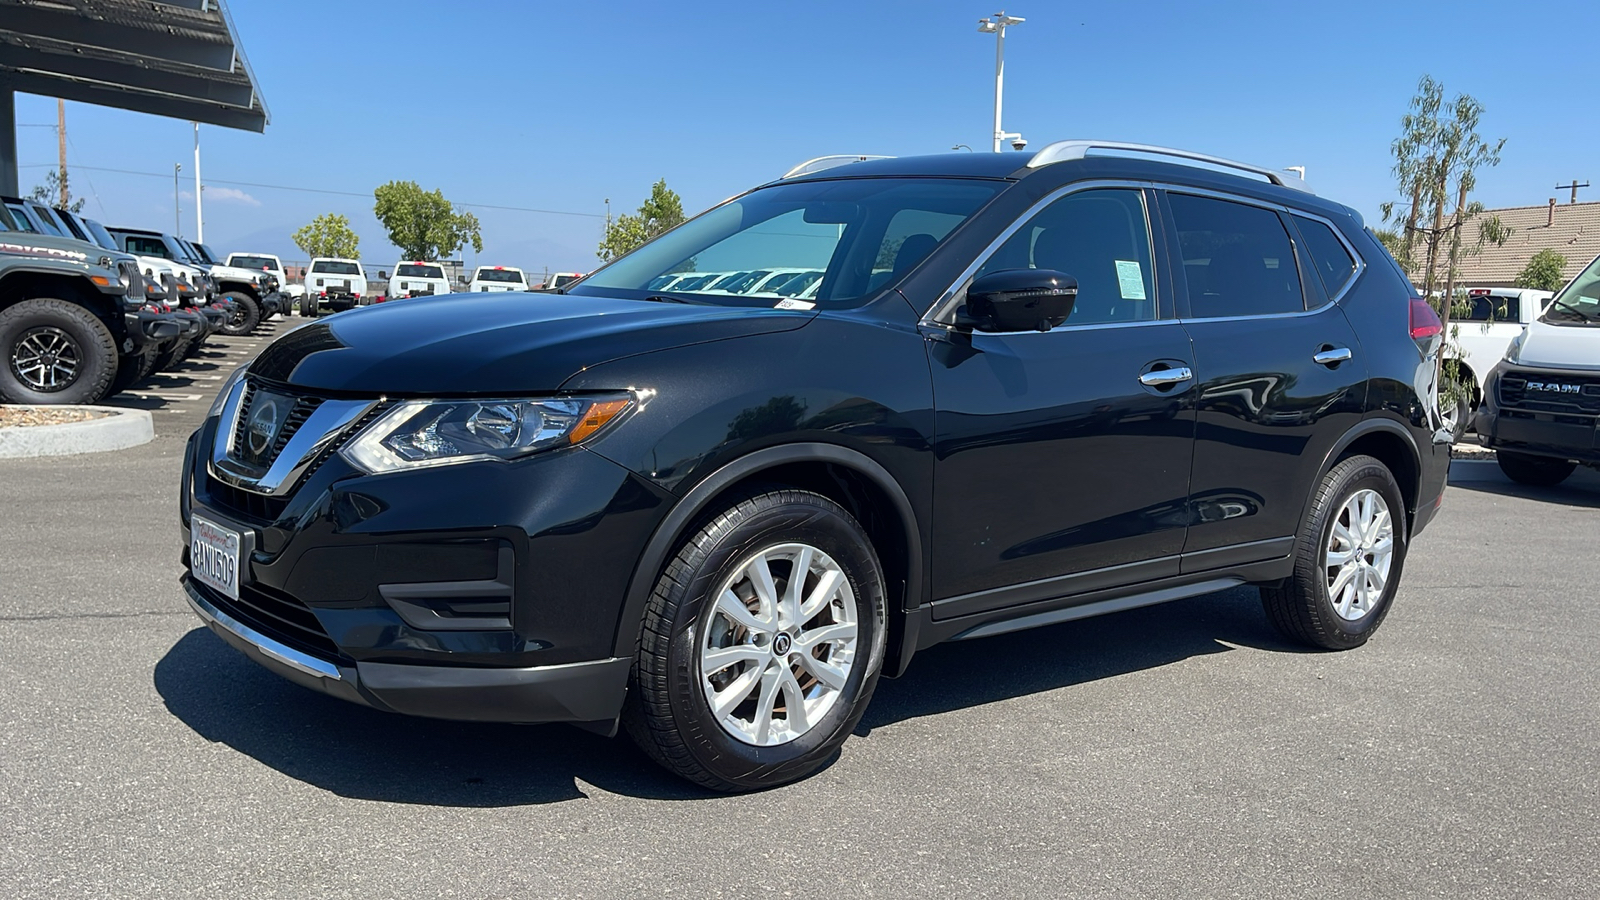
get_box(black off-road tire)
[108,352,157,395]
[623,489,888,792]
[0,298,119,405]
[149,335,189,374]
[217,292,260,336]
[1261,454,1408,651]
[1496,450,1575,487]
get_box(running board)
[950,577,1244,641]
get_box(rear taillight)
[1409,297,1442,340]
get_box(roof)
[1427,201,1600,287]
[0,0,269,132]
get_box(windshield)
[312,260,362,275]
[397,264,445,278]
[194,243,220,264]
[474,268,524,283]
[29,204,70,237]
[1542,253,1600,326]
[4,203,37,232]
[570,178,1004,308]
[81,218,120,251]
[230,255,278,271]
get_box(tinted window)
[56,211,90,242]
[229,255,279,271]
[974,188,1157,325]
[552,274,581,288]
[1170,193,1305,318]
[125,236,169,257]
[474,268,524,283]
[1463,293,1520,322]
[397,264,445,278]
[5,203,39,233]
[28,204,68,237]
[1293,215,1358,295]
[311,260,361,275]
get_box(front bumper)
[1476,362,1600,463]
[184,577,631,723]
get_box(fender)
[1302,415,1423,531]
[610,442,925,664]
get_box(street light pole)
[174,163,182,237]
[193,121,203,243]
[978,12,1025,152]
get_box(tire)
[217,292,260,336]
[0,298,119,405]
[1441,390,1471,443]
[623,488,889,792]
[108,352,157,396]
[1496,450,1575,486]
[1261,454,1407,651]
[149,335,190,373]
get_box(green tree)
[1371,227,1404,259]
[372,181,482,261]
[1514,249,1567,292]
[27,170,84,214]
[598,179,687,263]
[292,213,361,259]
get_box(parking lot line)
[121,391,203,400]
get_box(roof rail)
[781,155,895,180]
[1026,140,1314,193]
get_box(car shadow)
[156,585,1296,806]
[1446,459,1600,508]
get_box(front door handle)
[1139,366,1194,387]
[1313,346,1353,366]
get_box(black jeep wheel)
[623,488,888,792]
[1496,450,1575,486]
[0,298,119,405]
[217,292,261,336]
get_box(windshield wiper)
[1549,299,1600,323]
[641,294,705,305]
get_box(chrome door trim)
[1139,367,1194,387]
[1313,347,1354,365]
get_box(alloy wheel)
[1324,488,1394,621]
[10,326,82,392]
[699,543,859,746]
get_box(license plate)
[191,514,242,601]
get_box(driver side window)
[974,188,1156,326]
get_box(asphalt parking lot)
[2,318,1598,899]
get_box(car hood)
[0,230,111,265]
[250,292,816,393]
[1516,317,1600,370]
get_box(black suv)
[180,142,1450,791]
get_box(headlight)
[340,395,634,474]
[207,365,250,419]
[1504,329,1527,364]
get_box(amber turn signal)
[568,399,632,444]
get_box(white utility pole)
[174,163,182,237]
[193,122,203,242]
[978,12,1026,152]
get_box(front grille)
[207,474,288,522]
[209,581,343,661]
[229,382,324,471]
[1499,372,1600,414]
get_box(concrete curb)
[0,405,155,459]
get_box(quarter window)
[973,188,1157,326]
[1463,294,1520,322]
[1169,193,1305,318]
[1292,215,1358,296]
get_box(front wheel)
[1496,450,1575,486]
[1261,454,1407,650]
[217,292,260,336]
[0,298,119,404]
[624,489,888,792]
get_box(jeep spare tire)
[0,298,119,405]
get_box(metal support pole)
[193,121,203,242]
[0,82,17,198]
[992,20,1005,152]
[174,164,182,237]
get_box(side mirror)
[959,269,1078,333]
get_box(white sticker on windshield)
[1115,260,1147,300]
[774,299,816,310]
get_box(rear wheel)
[1261,454,1407,650]
[624,489,888,792]
[1496,450,1575,486]
[1440,390,1471,443]
[217,292,260,336]
[0,298,119,405]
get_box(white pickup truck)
[468,265,529,292]
[1443,286,1554,439]
[227,252,306,306]
[304,258,368,316]
[386,261,451,300]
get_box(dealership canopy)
[0,0,269,194]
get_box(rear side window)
[1292,215,1358,296]
[1169,193,1304,318]
[1464,293,1520,322]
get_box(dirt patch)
[0,406,111,428]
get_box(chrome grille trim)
[209,378,380,497]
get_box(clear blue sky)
[13,0,1598,274]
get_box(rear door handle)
[1139,366,1194,387]
[1313,346,1353,366]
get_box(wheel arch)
[1315,418,1423,537]
[611,442,924,676]
[0,269,123,338]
